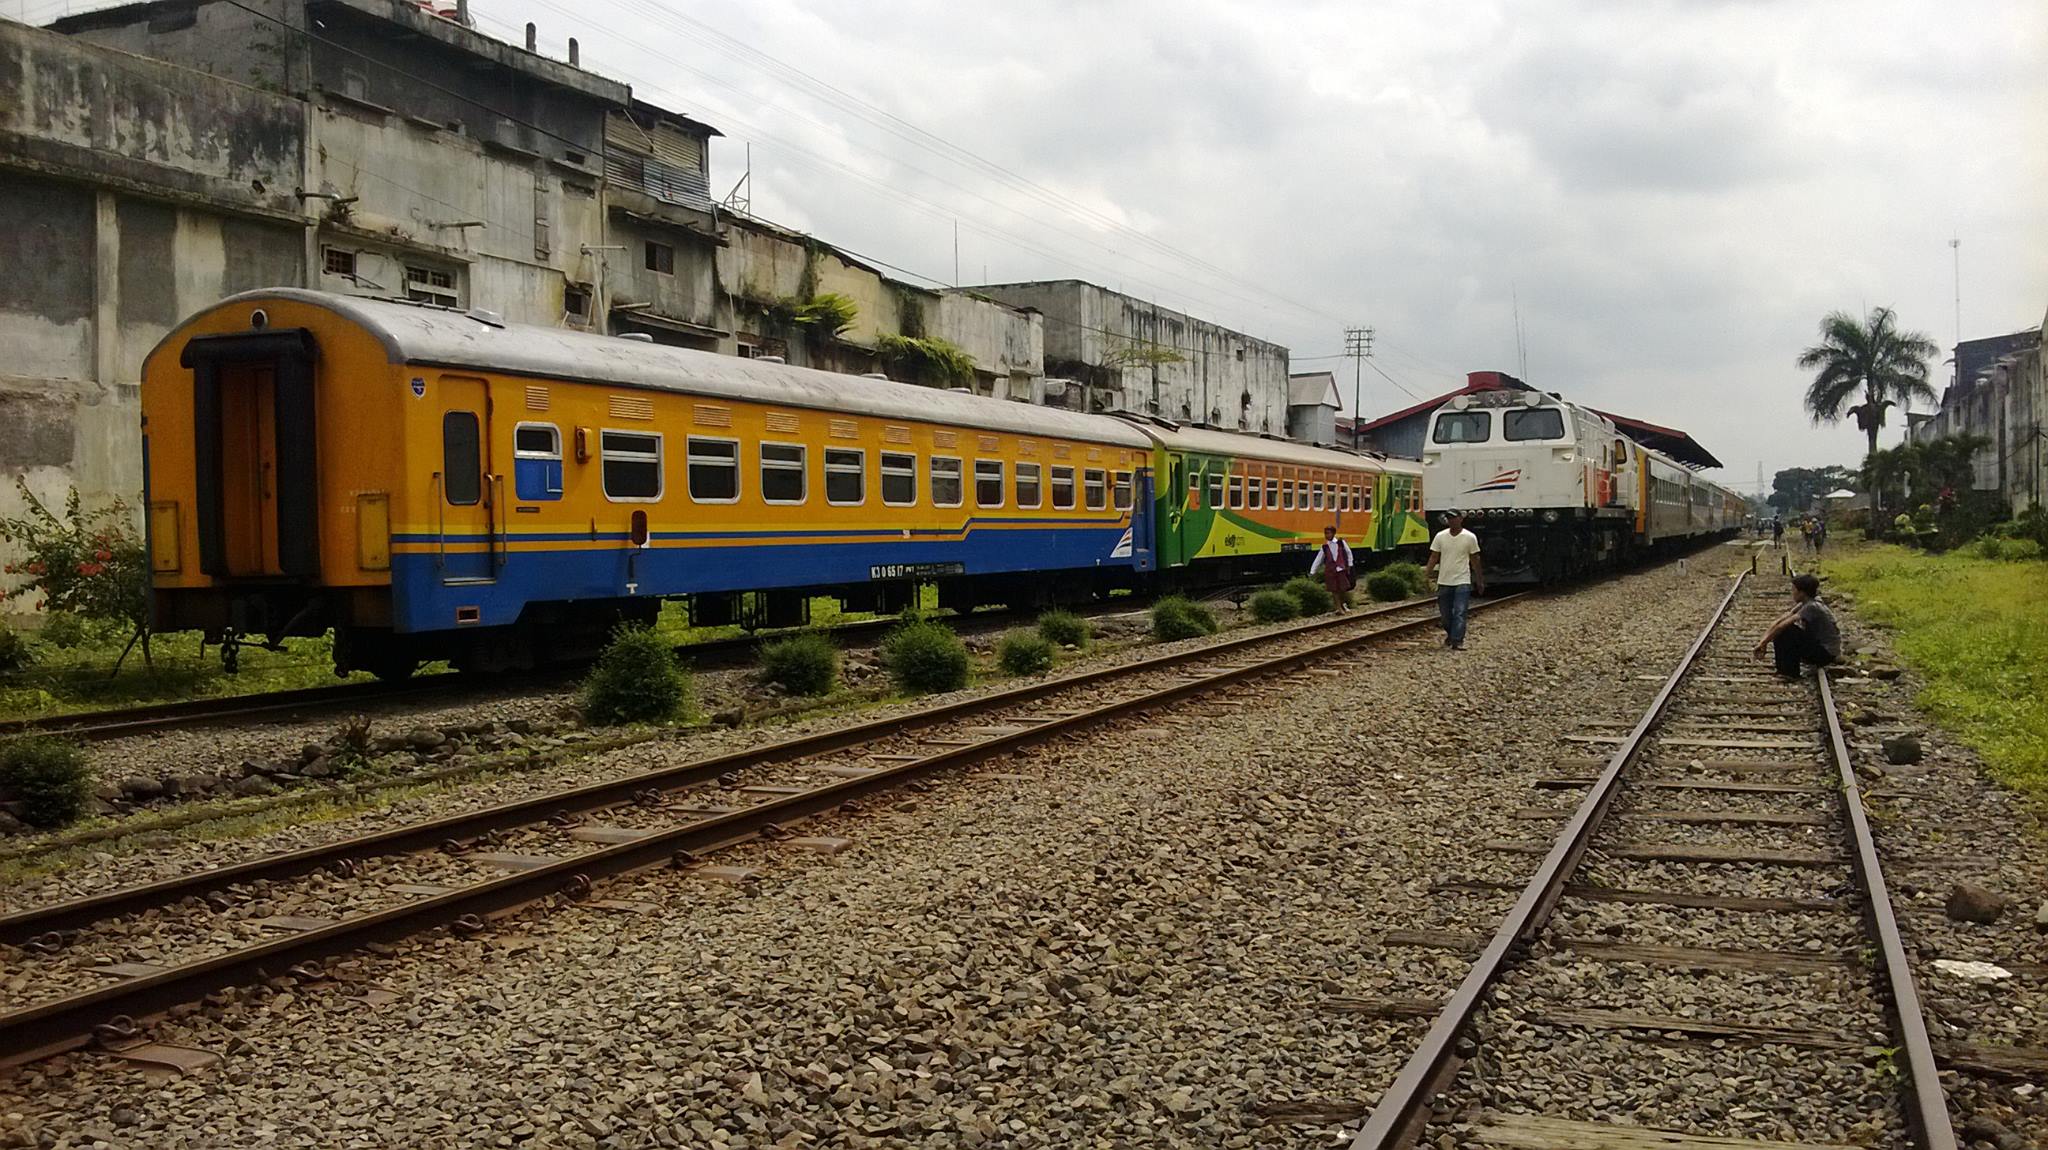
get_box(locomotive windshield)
[1433,411,1491,443]
[1503,408,1566,441]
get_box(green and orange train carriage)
[138,290,1428,675]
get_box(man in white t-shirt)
[1424,509,1484,649]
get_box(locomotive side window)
[881,452,917,507]
[1051,465,1077,510]
[601,430,662,501]
[1504,408,1566,441]
[932,456,964,507]
[441,412,482,506]
[975,460,1005,508]
[1016,462,1043,509]
[1084,469,1108,510]
[824,448,865,506]
[686,437,739,503]
[512,423,562,502]
[1433,412,1491,443]
[1112,471,1133,510]
[761,443,806,504]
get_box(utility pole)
[953,219,960,287]
[1950,236,1961,352]
[1344,326,1374,450]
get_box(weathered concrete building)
[1911,318,2046,512]
[1286,371,1340,446]
[972,280,1292,433]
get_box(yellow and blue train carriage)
[140,290,1155,676]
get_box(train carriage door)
[183,328,319,579]
[435,376,498,585]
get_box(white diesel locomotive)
[1420,387,1742,583]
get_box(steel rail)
[0,593,1521,1065]
[1346,573,1747,1150]
[0,594,1514,944]
[1820,669,1956,1150]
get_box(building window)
[825,447,865,505]
[1084,469,1108,511]
[323,247,356,278]
[1015,462,1042,509]
[975,460,1004,508]
[686,437,739,503]
[1112,471,1133,511]
[601,430,663,501]
[1051,465,1076,510]
[563,285,591,320]
[645,241,674,275]
[931,456,963,507]
[512,423,563,501]
[881,452,917,507]
[761,442,806,504]
[405,265,459,306]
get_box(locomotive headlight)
[1542,509,1561,523]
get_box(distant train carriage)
[141,290,1155,677]
[1129,422,1428,582]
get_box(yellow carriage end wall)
[140,296,403,591]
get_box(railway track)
[1347,572,1957,1149]
[0,589,1526,1067]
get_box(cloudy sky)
[366,1,2048,484]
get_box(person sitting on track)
[1751,573,1840,680]
[1308,525,1356,613]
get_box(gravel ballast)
[0,558,1739,1149]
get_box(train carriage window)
[881,452,917,507]
[1247,470,1263,511]
[600,430,662,501]
[1206,470,1224,511]
[1015,462,1043,509]
[932,456,964,507]
[1265,477,1279,508]
[825,448,865,505]
[1312,482,1325,511]
[1226,475,1244,510]
[1187,466,1201,502]
[441,412,481,506]
[1295,480,1309,509]
[1280,477,1295,511]
[975,460,1005,508]
[1504,408,1566,441]
[1112,471,1133,510]
[686,437,740,503]
[1084,469,1108,510]
[1433,411,1491,443]
[761,442,806,504]
[1360,484,1374,512]
[1052,465,1076,510]
[512,423,562,502]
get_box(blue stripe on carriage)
[387,525,1148,632]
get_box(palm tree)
[1797,306,1940,525]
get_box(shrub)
[581,625,690,725]
[997,630,1058,675]
[1967,537,2044,562]
[758,632,840,697]
[1150,595,1218,641]
[882,619,971,694]
[1247,589,1299,623]
[1364,569,1412,602]
[1036,609,1091,650]
[1381,561,1430,597]
[37,613,88,649]
[0,625,29,672]
[1284,576,1335,616]
[0,737,91,828]
[0,481,153,669]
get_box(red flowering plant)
[0,480,153,670]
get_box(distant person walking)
[1752,573,1840,680]
[1811,518,1828,555]
[1308,526,1355,613]
[1771,517,1785,548]
[1424,510,1484,650]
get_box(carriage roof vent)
[862,372,889,380]
[617,332,654,342]
[756,355,785,364]
[467,307,504,328]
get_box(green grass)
[1826,542,2048,796]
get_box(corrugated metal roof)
[172,291,1152,449]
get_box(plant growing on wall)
[742,290,859,345]
[1102,338,1186,370]
[877,333,979,389]
[0,481,153,671]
